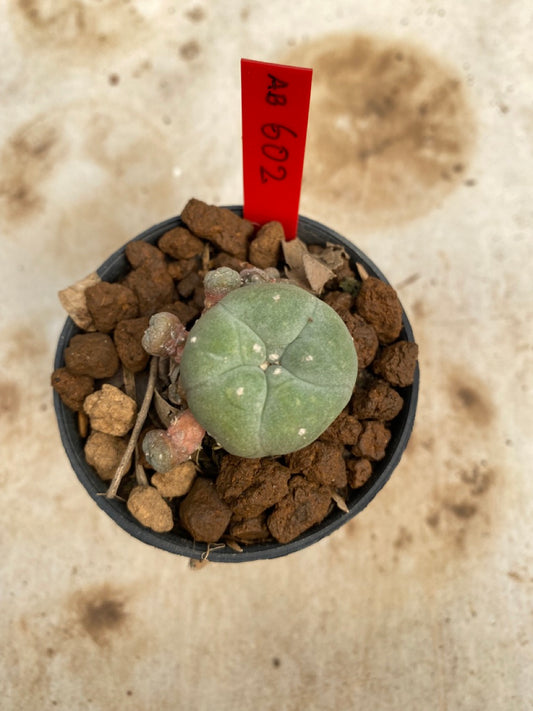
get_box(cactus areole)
[180,282,358,458]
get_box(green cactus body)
[179,282,358,458]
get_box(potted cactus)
[52,200,418,562]
[144,280,358,461]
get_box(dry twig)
[106,356,159,499]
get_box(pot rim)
[53,208,419,562]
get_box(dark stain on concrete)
[0,119,64,221]
[426,511,440,528]
[460,464,494,496]
[0,101,176,261]
[449,372,495,428]
[4,323,46,365]
[71,585,129,646]
[444,501,478,519]
[428,461,496,548]
[283,34,476,229]
[0,380,21,418]
[10,0,147,56]
[185,6,205,22]
[393,526,413,549]
[179,40,201,61]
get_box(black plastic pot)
[53,208,419,562]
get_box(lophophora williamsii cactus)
[142,268,358,466]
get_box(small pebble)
[51,367,94,411]
[64,332,119,379]
[151,461,197,498]
[127,485,174,532]
[355,277,403,344]
[267,476,332,544]
[352,421,391,461]
[84,431,128,480]
[179,477,232,542]
[373,341,419,387]
[83,384,137,436]
[249,221,284,269]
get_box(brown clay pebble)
[177,270,202,299]
[158,226,204,259]
[181,198,254,260]
[248,221,284,269]
[352,421,391,461]
[113,316,151,373]
[210,252,249,272]
[228,514,271,544]
[85,282,138,333]
[84,431,129,480]
[373,341,419,387]
[268,476,332,544]
[125,264,175,316]
[179,477,232,543]
[191,285,205,310]
[51,368,94,411]
[324,290,354,313]
[355,276,403,344]
[287,441,347,488]
[351,377,404,421]
[83,384,137,436]
[337,309,379,368]
[161,300,200,325]
[347,458,373,488]
[216,455,291,518]
[215,456,260,498]
[319,410,363,446]
[127,485,174,533]
[167,257,201,281]
[151,461,197,498]
[64,332,119,379]
[125,241,167,269]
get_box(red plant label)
[241,58,313,240]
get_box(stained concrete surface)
[1,2,532,710]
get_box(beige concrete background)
[1,1,532,710]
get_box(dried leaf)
[281,237,308,271]
[134,460,149,487]
[167,381,183,406]
[302,253,335,294]
[201,242,210,273]
[153,388,180,428]
[284,266,311,290]
[282,238,338,294]
[224,537,244,553]
[158,356,171,385]
[58,272,101,330]
[122,366,136,400]
[189,541,226,568]
[77,410,89,438]
[319,243,349,272]
[331,491,349,513]
[168,361,180,385]
[189,558,210,570]
[356,262,370,281]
